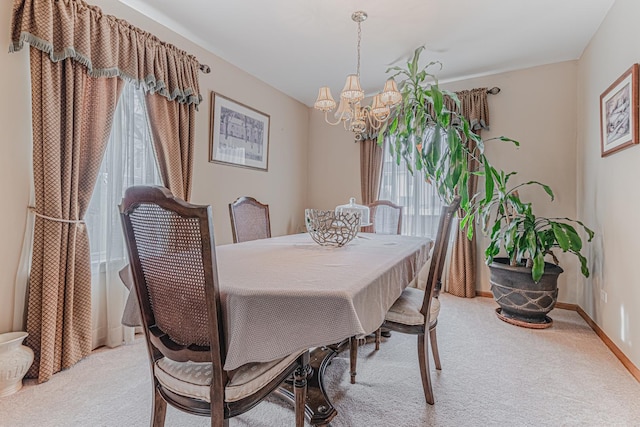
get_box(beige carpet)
[2,294,639,426]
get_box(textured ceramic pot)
[489,257,563,327]
[0,332,34,397]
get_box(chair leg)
[429,326,442,370]
[349,336,358,384]
[211,403,227,427]
[375,328,381,351]
[152,386,167,427]
[211,416,228,427]
[417,333,434,405]
[294,358,308,427]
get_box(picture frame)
[600,64,639,157]
[209,92,270,171]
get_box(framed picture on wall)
[600,64,639,157]
[209,92,270,171]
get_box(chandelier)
[313,11,402,141]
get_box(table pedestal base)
[278,340,352,426]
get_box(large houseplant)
[463,168,594,326]
[378,47,593,327]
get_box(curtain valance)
[10,0,204,106]
[360,87,490,141]
[445,88,490,131]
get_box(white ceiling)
[120,0,615,106]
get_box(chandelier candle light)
[314,11,402,140]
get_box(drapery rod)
[199,64,211,73]
[487,87,500,95]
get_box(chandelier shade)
[313,10,402,140]
[341,74,365,102]
[314,87,337,111]
[371,94,391,120]
[381,78,403,106]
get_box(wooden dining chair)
[120,186,308,427]
[379,196,460,404]
[368,200,403,235]
[229,196,272,243]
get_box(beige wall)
[307,108,361,210]
[0,2,33,335]
[308,62,580,303]
[576,0,640,368]
[0,0,310,333]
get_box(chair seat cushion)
[154,350,305,403]
[385,287,440,326]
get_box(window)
[86,82,162,349]
[378,134,445,238]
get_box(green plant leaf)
[551,223,570,251]
[466,220,474,240]
[561,223,582,251]
[484,159,494,205]
[389,117,398,134]
[432,86,444,116]
[575,251,590,278]
[532,252,545,282]
[499,136,520,147]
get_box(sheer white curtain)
[379,135,458,291]
[379,135,445,239]
[86,83,161,349]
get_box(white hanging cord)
[28,206,85,224]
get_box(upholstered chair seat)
[385,288,441,326]
[155,350,307,403]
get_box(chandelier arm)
[367,115,383,130]
[324,111,347,126]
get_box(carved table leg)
[278,342,348,426]
[294,352,309,427]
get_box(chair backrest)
[420,196,461,317]
[369,200,403,235]
[119,186,227,385]
[229,196,271,243]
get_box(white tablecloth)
[123,233,431,371]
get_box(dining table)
[121,231,431,425]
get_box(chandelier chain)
[356,21,361,77]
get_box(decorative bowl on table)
[305,209,361,247]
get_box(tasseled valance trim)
[10,0,204,107]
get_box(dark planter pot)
[488,257,563,328]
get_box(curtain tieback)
[28,206,85,224]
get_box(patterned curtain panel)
[145,95,196,201]
[446,88,490,298]
[359,138,383,233]
[10,0,204,382]
[26,49,124,382]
